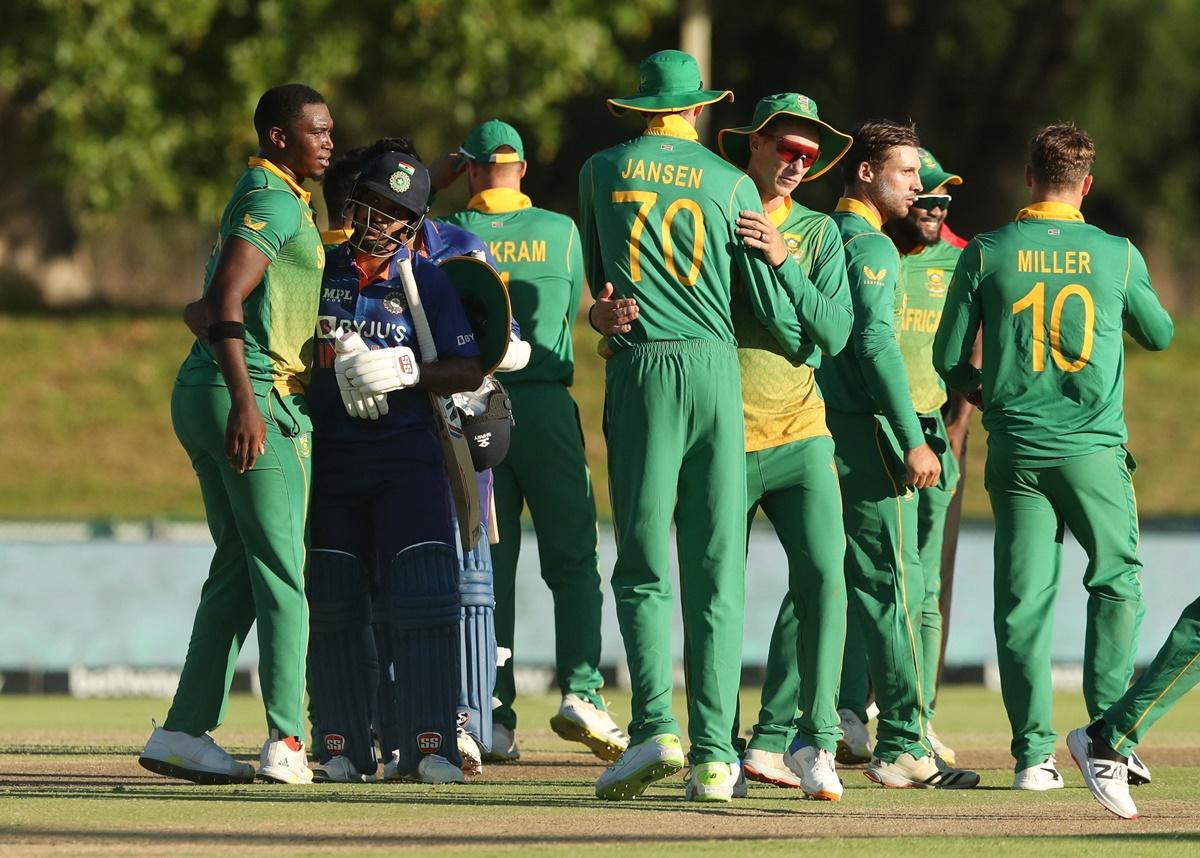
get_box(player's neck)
[1030,189,1085,210]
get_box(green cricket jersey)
[178,157,325,394]
[897,239,962,414]
[578,115,843,360]
[934,200,1174,465]
[733,197,851,451]
[816,197,926,452]
[444,188,583,385]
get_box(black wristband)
[208,321,247,341]
[587,302,604,335]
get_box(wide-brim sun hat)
[607,49,733,116]
[717,92,852,182]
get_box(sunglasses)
[761,133,820,168]
[912,194,952,211]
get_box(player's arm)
[933,239,985,398]
[1123,242,1173,351]
[577,158,607,300]
[847,235,927,453]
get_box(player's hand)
[904,443,942,490]
[737,210,788,267]
[589,282,640,335]
[331,329,387,420]
[225,398,266,474]
[495,334,531,372]
[428,153,467,191]
[340,346,421,396]
[946,418,970,460]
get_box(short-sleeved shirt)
[307,244,480,442]
[897,239,962,414]
[177,157,325,394]
[444,188,584,385]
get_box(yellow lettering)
[517,241,531,263]
[488,241,502,259]
[1018,250,1034,272]
[533,240,546,262]
[674,166,690,187]
[662,164,675,185]
[1052,251,1064,274]
[647,161,662,184]
[620,159,633,179]
[690,167,703,189]
[503,241,516,262]
[1065,251,1077,273]
[1079,251,1092,273]
[631,160,646,181]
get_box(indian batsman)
[579,51,834,802]
[442,120,629,763]
[837,148,971,765]
[139,84,332,785]
[816,119,978,789]
[934,123,1172,789]
[713,93,854,800]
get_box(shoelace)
[813,749,837,776]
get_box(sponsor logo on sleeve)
[242,213,268,231]
[863,265,888,284]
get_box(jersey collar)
[835,196,882,231]
[467,187,533,214]
[766,196,792,229]
[644,114,700,141]
[248,157,311,204]
[1015,201,1085,222]
[320,227,353,245]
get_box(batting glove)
[494,335,531,372]
[332,329,389,420]
[340,346,421,396]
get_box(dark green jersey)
[444,189,583,385]
[816,198,926,452]
[897,239,962,414]
[578,116,830,359]
[178,157,324,394]
[934,201,1174,465]
[733,198,852,451]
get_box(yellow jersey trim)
[248,157,311,204]
[767,196,792,229]
[467,187,533,214]
[835,196,883,231]
[320,227,353,245]
[644,114,700,141]
[1015,201,1085,222]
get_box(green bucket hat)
[917,148,962,192]
[717,92,852,182]
[437,255,513,374]
[607,50,733,116]
[460,119,525,164]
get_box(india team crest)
[389,170,411,193]
[383,290,407,315]
[926,268,947,297]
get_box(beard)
[893,213,942,247]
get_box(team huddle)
[136,50,1200,821]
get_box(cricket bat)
[396,254,480,553]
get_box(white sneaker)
[732,761,748,798]
[866,752,980,789]
[684,761,738,803]
[312,754,376,783]
[483,723,519,762]
[925,722,957,766]
[550,693,630,762]
[785,745,843,801]
[258,732,313,784]
[595,733,685,800]
[741,748,802,788]
[1127,750,1152,786]
[138,724,254,784]
[1067,727,1137,819]
[1012,755,1065,791]
[836,709,872,764]
[457,728,483,776]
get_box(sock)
[1086,720,1128,763]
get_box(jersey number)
[611,191,704,286]
[1011,281,1095,373]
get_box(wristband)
[208,321,247,341]
[587,302,604,335]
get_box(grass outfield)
[1,312,1197,522]
[3,688,1199,854]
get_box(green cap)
[437,255,513,374]
[717,92,852,182]
[460,119,525,163]
[917,148,962,192]
[607,50,733,116]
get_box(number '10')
[1011,281,1095,372]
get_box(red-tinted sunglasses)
[763,133,820,168]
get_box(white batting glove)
[494,334,531,372]
[340,346,421,396]
[331,329,389,420]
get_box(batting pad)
[457,521,497,751]
[306,550,379,776]
[381,541,463,776]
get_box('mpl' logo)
[417,732,442,754]
[324,734,346,756]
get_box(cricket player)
[305,151,484,784]
[139,84,332,786]
[934,123,1172,789]
[816,119,978,789]
[837,148,970,765]
[442,120,628,764]
[713,93,854,800]
[1068,594,1200,819]
[579,51,844,802]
